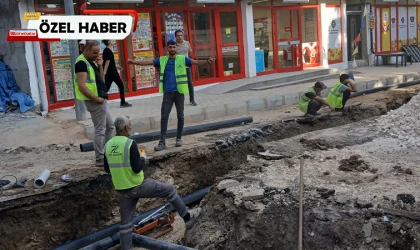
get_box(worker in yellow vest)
[75,40,115,166]
[327,74,358,112]
[298,82,335,116]
[104,116,202,250]
[128,39,215,151]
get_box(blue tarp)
[0,61,35,113]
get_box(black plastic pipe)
[132,234,197,250]
[350,79,420,98]
[80,116,253,152]
[52,186,212,250]
[79,234,120,250]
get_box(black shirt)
[104,141,146,174]
[75,60,108,99]
[102,47,119,77]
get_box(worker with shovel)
[104,116,202,250]
[298,81,335,116]
[327,73,358,112]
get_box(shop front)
[252,0,322,75]
[373,0,419,56]
[34,0,245,110]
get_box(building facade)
[15,0,387,111]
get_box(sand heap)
[372,93,420,148]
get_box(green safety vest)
[159,55,189,94]
[74,54,98,100]
[105,136,144,190]
[298,87,316,114]
[327,82,344,108]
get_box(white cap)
[79,39,86,45]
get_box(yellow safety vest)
[159,55,189,94]
[105,136,144,190]
[74,54,98,100]
[298,87,316,114]
[326,82,345,108]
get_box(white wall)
[241,0,257,78]
[320,2,348,70]
[18,1,41,106]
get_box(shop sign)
[165,12,184,42]
[225,28,231,38]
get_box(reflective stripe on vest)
[298,87,316,114]
[74,54,98,100]
[326,82,344,109]
[105,136,144,190]
[159,55,189,94]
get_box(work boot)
[120,102,132,108]
[95,159,104,167]
[190,101,197,106]
[154,142,167,151]
[185,207,202,230]
[175,139,182,147]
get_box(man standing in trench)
[104,116,202,250]
[327,73,358,112]
[75,40,115,166]
[174,30,197,106]
[298,81,335,116]
[128,40,215,151]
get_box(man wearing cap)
[327,73,358,111]
[299,81,335,116]
[128,40,215,151]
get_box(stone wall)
[0,0,31,96]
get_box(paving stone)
[184,108,205,124]
[204,105,227,120]
[131,117,152,133]
[266,95,284,109]
[226,101,248,116]
[247,98,267,111]
[217,179,240,191]
[242,189,265,201]
[283,93,300,105]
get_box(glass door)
[275,8,302,72]
[216,11,242,79]
[190,11,218,81]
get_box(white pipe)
[34,169,50,188]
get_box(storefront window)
[120,0,154,8]
[127,12,158,91]
[302,8,320,65]
[253,8,274,73]
[159,0,186,7]
[219,12,238,44]
[252,0,271,7]
[36,0,78,9]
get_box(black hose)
[132,234,197,250]
[80,116,254,152]
[79,234,120,250]
[350,79,420,98]
[52,186,212,250]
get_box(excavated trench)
[0,88,418,250]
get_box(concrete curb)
[84,72,420,140]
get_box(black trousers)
[342,89,351,108]
[160,92,184,143]
[307,100,322,115]
[105,73,126,105]
[186,68,194,102]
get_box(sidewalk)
[52,65,420,140]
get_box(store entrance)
[275,7,303,72]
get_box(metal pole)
[64,0,86,121]
[298,157,304,250]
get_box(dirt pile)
[373,93,420,148]
[338,154,375,173]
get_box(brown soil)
[338,154,371,172]
[0,87,419,250]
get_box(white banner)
[408,7,417,45]
[398,7,407,47]
[325,7,341,62]
[391,7,397,51]
[27,15,133,40]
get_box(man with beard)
[75,40,114,166]
[128,40,215,151]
